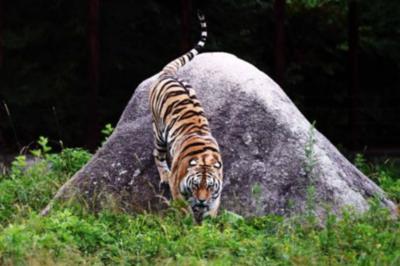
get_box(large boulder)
[42,52,396,218]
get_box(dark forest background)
[0,0,399,155]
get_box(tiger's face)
[180,152,223,217]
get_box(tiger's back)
[149,12,223,222]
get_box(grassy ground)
[0,138,399,265]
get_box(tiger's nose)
[198,199,206,204]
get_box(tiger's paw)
[191,205,210,224]
[159,180,169,190]
[159,181,171,198]
[159,170,170,184]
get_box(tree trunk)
[0,128,5,150]
[274,0,286,86]
[348,0,360,149]
[0,0,4,67]
[86,0,100,150]
[180,0,192,53]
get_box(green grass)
[0,143,399,265]
[354,153,400,202]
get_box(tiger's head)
[179,151,223,220]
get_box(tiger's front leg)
[153,148,171,187]
[206,196,221,217]
[168,174,192,217]
[151,120,171,187]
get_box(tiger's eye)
[189,159,197,166]
[192,178,200,188]
[213,162,221,169]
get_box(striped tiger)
[149,11,223,222]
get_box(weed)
[354,154,400,203]
[101,123,114,145]
[304,121,318,221]
[30,136,52,158]
[251,182,263,214]
[304,121,317,181]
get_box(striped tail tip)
[194,10,207,52]
[197,10,205,21]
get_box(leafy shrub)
[0,139,91,225]
[48,148,92,176]
[354,153,400,203]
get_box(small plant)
[303,121,318,219]
[251,182,262,197]
[30,136,52,158]
[251,182,263,214]
[376,169,400,202]
[304,121,317,180]
[354,153,370,174]
[101,123,114,145]
[9,155,27,180]
[353,155,400,203]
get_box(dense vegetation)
[0,138,399,265]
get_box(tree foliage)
[0,0,399,151]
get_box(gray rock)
[42,52,397,218]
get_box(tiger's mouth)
[191,204,210,223]
[191,202,210,213]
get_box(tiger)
[149,11,223,223]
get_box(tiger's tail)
[160,10,207,77]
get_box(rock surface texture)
[43,53,396,218]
